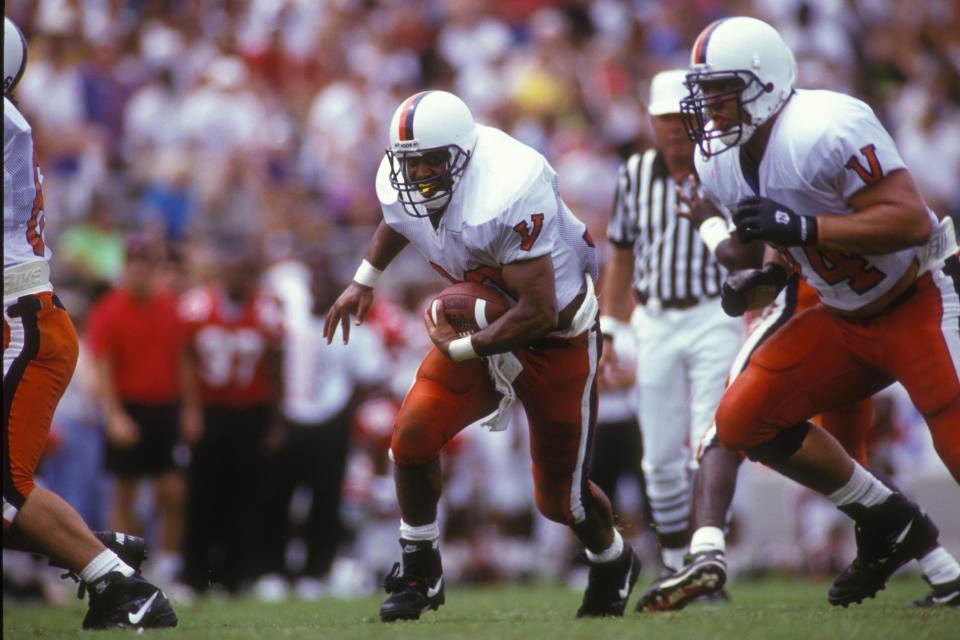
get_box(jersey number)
[803,247,886,294]
[513,213,544,251]
[845,144,883,186]
[429,263,507,290]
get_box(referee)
[598,69,760,586]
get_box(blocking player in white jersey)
[675,16,960,607]
[3,17,176,629]
[324,90,640,621]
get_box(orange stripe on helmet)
[691,19,726,65]
[397,91,431,142]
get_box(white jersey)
[696,89,923,311]
[4,97,51,270]
[376,125,598,313]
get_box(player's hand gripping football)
[324,281,375,345]
[734,196,818,246]
[720,263,790,317]
[423,301,460,359]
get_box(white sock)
[690,526,726,555]
[79,549,135,583]
[827,462,893,508]
[661,546,687,572]
[399,520,440,544]
[586,529,624,564]
[918,547,960,585]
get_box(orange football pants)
[716,266,960,483]
[391,327,603,525]
[3,292,79,525]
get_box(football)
[430,282,512,335]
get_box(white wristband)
[353,259,383,288]
[599,315,622,337]
[698,216,732,256]
[449,336,479,361]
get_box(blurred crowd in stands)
[4,0,958,605]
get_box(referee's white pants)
[631,298,744,539]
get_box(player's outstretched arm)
[324,221,408,345]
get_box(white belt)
[4,261,53,305]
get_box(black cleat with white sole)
[379,539,445,622]
[82,572,177,630]
[635,550,726,612]
[829,494,939,607]
[576,541,641,618]
[910,576,960,608]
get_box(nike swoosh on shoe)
[127,591,160,625]
[618,557,634,599]
[426,577,443,599]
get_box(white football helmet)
[680,17,797,157]
[4,17,28,94]
[386,90,478,217]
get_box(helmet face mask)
[386,145,470,218]
[386,91,478,218]
[681,71,767,156]
[681,17,797,158]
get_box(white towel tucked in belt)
[480,273,597,431]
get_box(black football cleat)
[379,539,445,622]
[635,550,726,612]
[82,572,177,630]
[829,494,939,607]
[576,541,641,618]
[92,531,148,573]
[53,530,149,599]
[909,576,960,608]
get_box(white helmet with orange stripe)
[4,17,29,95]
[386,90,478,217]
[680,16,797,157]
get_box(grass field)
[3,575,957,640]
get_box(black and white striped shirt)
[608,148,726,307]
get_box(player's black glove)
[721,263,789,317]
[734,196,818,246]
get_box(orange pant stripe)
[3,293,78,524]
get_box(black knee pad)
[745,421,810,463]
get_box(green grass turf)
[3,575,956,640]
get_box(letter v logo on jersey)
[513,214,545,251]
[845,144,883,185]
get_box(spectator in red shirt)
[178,243,284,594]
[86,236,186,589]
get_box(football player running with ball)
[675,16,960,607]
[324,91,640,621]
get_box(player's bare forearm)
[816,169,931,254]
[600,246,634,322]
[324,221,407,344]
[471,256,557,355]
[365,220,409,270]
